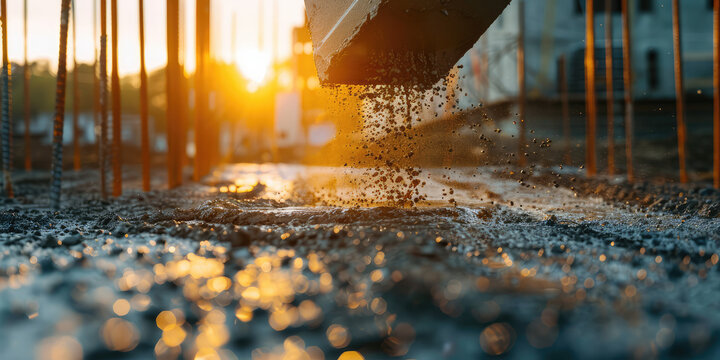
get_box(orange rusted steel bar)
[672,0,688,183]
[715,0,720,188]
[560,55,571,165]
[139,0,150,191]
[50,0,72,209]
[585,0,598,176]
[23,0,31,172]
[166,0,180,189]
[194,0,210,181]
[72,0,80,171]
[93,0,100,180]
[604,0,615,175]
[178,1,188,184]
[177,66,187,185]
[621,0,634,182]
[111,0,122,196]
[99,0,108,198]
[517,0,526,167]
[1,0,13,198]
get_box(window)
[575,0,622,15]
[601,0,622,13]
[639,0,652,13]
[647,49,659,90]
[567,47,625,95]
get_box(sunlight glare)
[235,48,272,91]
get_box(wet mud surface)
[1,164,719,359]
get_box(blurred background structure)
[0,0,719,195]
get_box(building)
[451,0,715,110]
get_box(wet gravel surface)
[1,164,719,360]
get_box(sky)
[2,0,307,76]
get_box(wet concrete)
[0,163,719,359]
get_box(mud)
[1,164,719,360]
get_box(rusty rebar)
[23,0,30,172]
[605,0,615,175]
[111,0,122,196]
[166,0,180,189]
[72,0,80,171]
[672,0,688,183]
[139,0,150,192]
[194,0,210,181]
[517,0,526,167]
[621,0,634,182]
[50,0,72,209]
[93,0,100,184]
[178,1,188,185]
[714,0,720,188]
[99,0,108,199]
[1,0,13,198]
[585,0,598,176]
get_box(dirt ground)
[1,163,719,360]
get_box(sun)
[234,48,272,89]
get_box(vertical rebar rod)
[51,0,72,209]
[604,0,615,175]
[93,0,99,180]
[194,0,210,181]
[714,0,720,188]
[72,0,80,171]
[517,0,526,167]
[560,55,571,165]
[622,0,634,182]
[178,0,187,184]
[1,0,13,198]
[99,0,108,199]
[111,0,122,196]
[139,0,150,191]
[229,11,237,162]
[585,0,598,176]
[23,0,30,172]
[166,0,179,189]
[672,0,688,183]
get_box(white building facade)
[452,0,715,108]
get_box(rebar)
[93,0,100,186]
[139,0,150,191]
[50,0,72,209]
[194,0,210,181]
[585,0,598,176]
[111,0,122,196]
[166,0,180,189]
[517,0,526,167]
[72,0,80,171]
[605,0,615,175]
[23,0,30,172]
[1,0,14,198]
[622,0,634,182]
[714,0,720,188]
[672,0,688,183]
[99,0,108,199]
